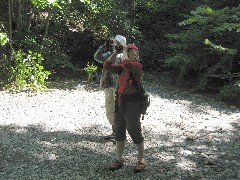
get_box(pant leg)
[124,102,144,144]
[104,87,117,125]
[114,111,127,141]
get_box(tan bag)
[100,71,113,90]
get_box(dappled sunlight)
[0,123,118,179]
[32,152,59,161]
[0,82,239,179]
[12,127,28,134]
[0,0,239,178]
[153,152,175,162]
[176,160,197,170]
[38,140,58,148]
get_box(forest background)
[0,0,239,105]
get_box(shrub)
[83,63,98,83]
[5,50,51,91]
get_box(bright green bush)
[83,63,98,83]
[0,32,10,88]
[5,50,51,91]
[0,32,9,45]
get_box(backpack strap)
[129,72,141,92]
[129,72,148,120]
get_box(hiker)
[103,43,147,173]
[94,35,127,140]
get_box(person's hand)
[103,39,114,51]
[103,39,110,47]
[113,48,121,54]
[122,45,128,52]
[122,45,129,60]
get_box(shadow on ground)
[0,124,114,179]
[0,118,239,179]
[1,76,239,179]
[123,118,240,179]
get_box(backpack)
[100,71,113,90]
[129,73,150,120]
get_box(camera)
[104,35,126,53]
[105,39,113,47]
[115,45,123,53]
[104,38,114,51]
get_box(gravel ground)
[0,79,240,180]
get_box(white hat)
[114,35,127,46]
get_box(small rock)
[186,136,196,141]
[230,105,237,109]
[203,159,215,165]
[75,175,87,180]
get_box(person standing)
[103,43,147,173]
[94,35,127,140]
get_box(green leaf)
[0,32,9,45]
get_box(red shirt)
[103,59,142,94]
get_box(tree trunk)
[8,0,13,50]
[17,0,23,38]
[17,0,22,30]
[23,0,31,34]
[43,8,52,40]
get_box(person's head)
[127,43,139,61]
[111,35,127,53]
[114,35,127,46]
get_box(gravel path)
[0,79,239,180]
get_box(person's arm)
[122,60,142,83]
[106,51,118,63]
[94,45,111,63]
[103,51,122,74]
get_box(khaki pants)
[104,87,117,125]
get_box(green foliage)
[204,39,237,55]
[0,32,10,88]
[83,63,97,83]
[78,0,135,39]
[0,32,9,45]
[21,36,75,70]
[5,50,51,91]
[41,38,75,70]
[165,4,240,94]
[31,0,62,9]
[134,0,199,69]
[220,81,240,103]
